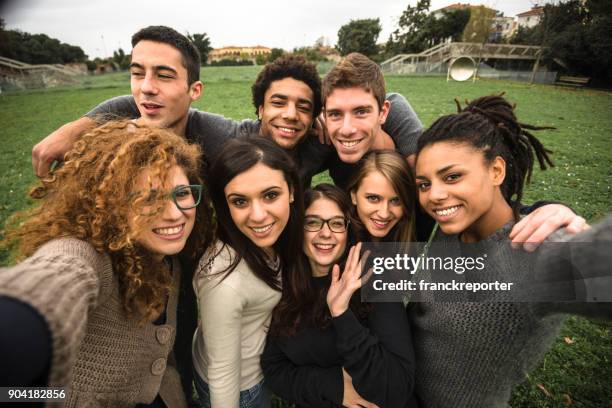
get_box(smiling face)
[351,170,404,239]
[130,40,202,135]
[224,162,293,252]
[324,87,390,163]
[416,141,509,240]
[131,165,196,260]
[303,197,348,277]
[258,77,315,149]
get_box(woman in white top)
[193,137,305,407]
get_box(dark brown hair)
[132,25,201,85]
[269,183,369,338]
[206,136,304,291]
[251,54,322,117]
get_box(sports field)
[0,66,611,406]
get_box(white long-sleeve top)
[192,240,282,407]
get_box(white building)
[516,6,544,29]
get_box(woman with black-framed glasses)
[0,121,215,407]
[262,183,417,408]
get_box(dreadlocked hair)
[3,121,216,324]
[417,93,554,217]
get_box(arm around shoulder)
[32,116,97,178]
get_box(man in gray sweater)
[30,35,421,189]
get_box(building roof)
[517,6,544,17]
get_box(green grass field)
[0,66,611,407]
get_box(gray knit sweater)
[409,219,612,408]
[0,238,186,408]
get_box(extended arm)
[0,238,110,387]
[532,215,612,317]
[0,296,51,385]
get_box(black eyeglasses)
[304,216,349,233]
[134,184,203,212]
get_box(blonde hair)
[347,150,416,242]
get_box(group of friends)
[1,25,610,408]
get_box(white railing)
[381,42,543,75]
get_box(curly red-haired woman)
[0,121,215,407]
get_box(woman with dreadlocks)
[411,94,611,407]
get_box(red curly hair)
[4,121,216,322]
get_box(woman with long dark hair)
[192,137,304,407]
[262,183,416,408]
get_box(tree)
[112,48,130,70]
[267,47,284,62]
[385,1,469,56]
[336,18,382,57]
[461,6,496,43]
[509,25,541,45]
[186,32,212,65]
[0,29,87,64]
[437,9,471,42]
[545,0,612,84]
[509,0,612,85]
[385,0,431,55]
[293,46,326,62]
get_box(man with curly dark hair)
[250,54,322,150]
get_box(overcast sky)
[3,0,547,59]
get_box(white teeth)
[340,140,360,147]
[278,127,296,133]
[435,205,460,216]
[252,224,273,233]
[314,244,334,250]
[372,219,389,227]
[154,225,183,235]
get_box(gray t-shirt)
[86,92,423,187]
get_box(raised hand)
[327,243,371,317]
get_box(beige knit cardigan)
[0,238,187,407]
